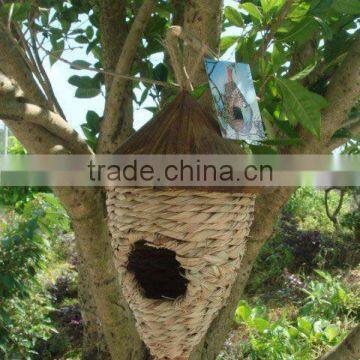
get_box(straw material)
[107,187,255,359]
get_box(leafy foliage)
[220,0,359,147]
[275,78,328,137]
[221,272,359,360]
[247,187,360,295]
[0,137,50,209]
[0,194,70,358]
[1,0,357,151]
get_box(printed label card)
[205,59,266,144]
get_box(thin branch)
[29,26,67,120]
[36,40,178,89]
[7,2,14,31]
[98,0,128,90]
[0,23,48,108]
[0,22,51,102]
[325,187,344,226]
[98,0,157,154]
[0,97,92,154]
[251,0,295,66]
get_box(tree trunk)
[54,187,147,360]
[77,252,111,360]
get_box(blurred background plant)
[0,191,77,359]
[0,137,50,209]
[219,270,359,360]
[218,186,359,360]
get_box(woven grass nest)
[106,92,256,359]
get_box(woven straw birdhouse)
[106,92,256,359]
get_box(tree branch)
[321,36,360,147]
[29,25,66,119]
[98,0,128,91]
[0,26,48,108]
[0,97,91,154]
[295,35,360,154]
[251,0,295,66]
[97,0,156,154]
[0,72,74,154]
[319,324,360,360]
[183,0,223,108]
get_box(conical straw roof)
[117,91,257,193]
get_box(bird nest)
[107,187,255,359]
[106,92,257,359]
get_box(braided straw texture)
[107,187,255,359]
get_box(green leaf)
[277,17,319,43]
[261,0,285,14]
[68,75,99,89]
[253,317,270,333]
[290,62,317,81]
[250,145,278,154]
[325,325,339,342]
[153,63,168,82]
[272,44,287,71]
[314,16,332,40]
[138,87,149,106]
[86,111,100,133]
[262,109,277,139]
[75,35,88,44]
[81,125,98,150]
[287,326,299,338]
[191,83,209,99]
[153,63,168,92]
[332,0,360,14]
[239,3,263,22]
[275,78,328,137]
[235,303,251,321]
[297,316,313,336]
[314,269,333,282]
[235,35,256,63]
[75,88,101,98]
[224,6,244,27]
[86,25,94,39]
[70,60,92,69]
[49,40,64,66]
[144,106,158,113]
[220,36,239,53]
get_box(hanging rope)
[165,26,218,92]
[165,27,194,92]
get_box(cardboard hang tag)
[205,59,266,144]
